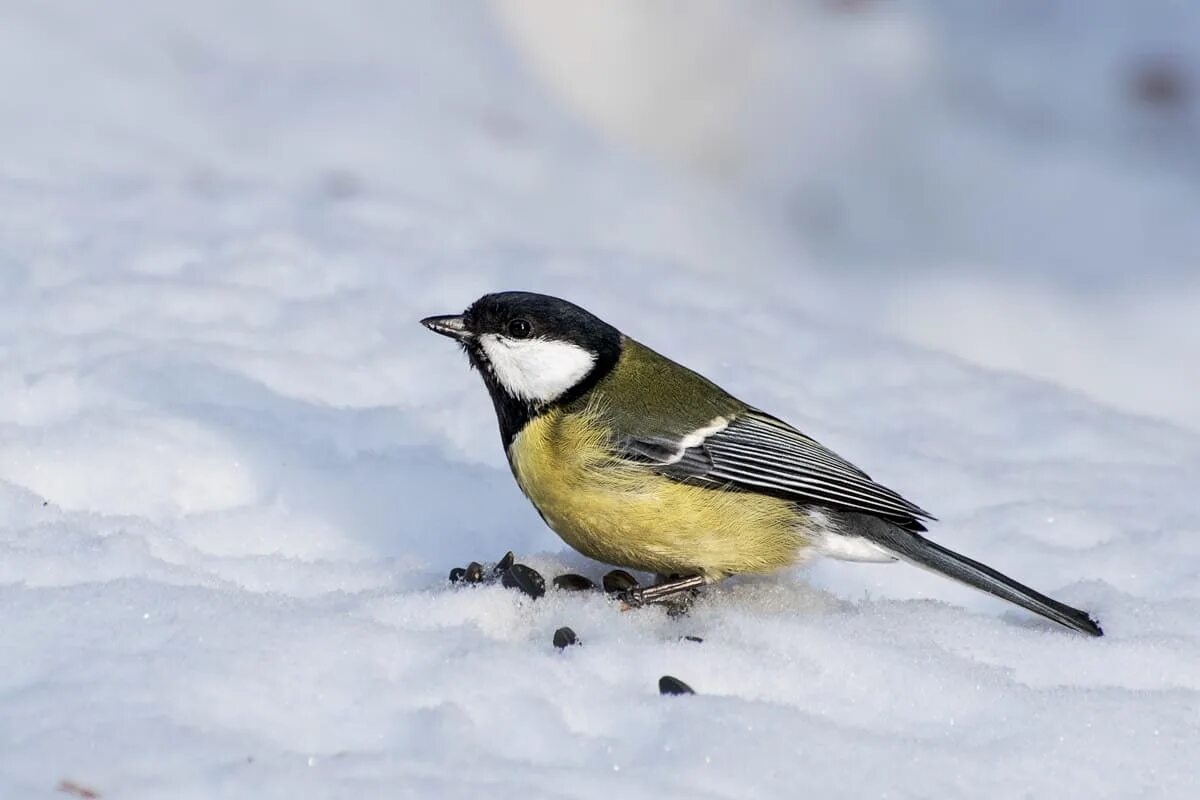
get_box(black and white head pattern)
[457,292,622,441]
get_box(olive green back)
[565,337,745,441]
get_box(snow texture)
[1,3,1198,799]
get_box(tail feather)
[850,515,1103,637]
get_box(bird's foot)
[617,574,706,614]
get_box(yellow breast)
[508,406,813,578]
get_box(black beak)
[420,314,471,341]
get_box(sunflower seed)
[658,675,695,696]
[552,627,579,649]
[501,563,546,599]
[602,569,639,594]
[552,573,596,592]
[448,567,467,583]
[493,551,515,574]
[464,562,485,583]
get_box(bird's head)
[422,291,622,410]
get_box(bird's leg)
[621,574,706,608]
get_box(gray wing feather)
[620,410,934,530]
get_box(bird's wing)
[617,409,934,531]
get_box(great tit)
[422,292,1103,636]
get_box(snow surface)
[1,3,1198,799]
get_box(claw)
[618,586,647,609]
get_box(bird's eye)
[507,318,532,339]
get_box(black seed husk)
[602,569,639,594]
[552,573,597,592]
[682,635,704,643]
[501,563,546,599]
[493,551,515,574]
[448,567,467,583]
[659,675,695,696]
[552,626,579,649]
[464,562,485,583]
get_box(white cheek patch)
[478,334,596,404]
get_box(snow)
[2,2,1198,798]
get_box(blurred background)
[491,0,1200,429]
[4,0,1197,428]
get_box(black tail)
[851,515,1103,637]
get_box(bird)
[421,291,1103,636]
